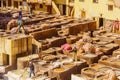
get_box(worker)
[29,60,35,78]
[29,5,33,16]
[73,46,77,53]
[16,8,26,33]
[22,0,27,10]
[73,46,78,61]
[81,8,86,19]
[113,18,119,33]
[99,14,103,27]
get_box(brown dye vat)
[75,60,88,73]
[94,75,105,80]
[17,54,39,69]
[38,40,48,45]
[68,23,82,35]
[53,68,65,72]
[114,69,120,76]
[113,50,120,57]
[97,36,114,42]
[89,63,105,71]
[43,55,57,62]
[100,46,113,55]
[41,45,49,50]
[42,48,56,55]
[105,43,119,50]
[81,67,96,78]
[62,63,75,69]
[72,74,93,80]
[49,58,81,80]
[77,34,83,38]
[92,38,100,42]
[48,37,66,47]
[53,65,77,80]
[78,53,98,64]
[66,38,77,44]
[104,33,114,37]
[98,67,112,73]
[56,54,68,61]
[109,60,120,69]
[96,52,104,59]
[30,28,58,40]
[35,65,49,75]
[52,47,62,53]
[96,41,109,45]
[49,67,67,80]
[114,38,120,46]
[98,58,112,67]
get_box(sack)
[114,21,119,30]
[61,44,72,51]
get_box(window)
[20,2,22,6]
[79,0,84,2]
[93,0,98,3]
[70,0,74,3]
[108,5,113,11]
[39,4,43,8]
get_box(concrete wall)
[74,0,120,20]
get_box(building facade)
[74,0,120,20]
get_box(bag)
[114,21,119,30]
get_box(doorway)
[81,9,86,19]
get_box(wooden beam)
[66,0,69,16]
[6,0,8,7]
[52,1,61,15]
[1,0,3,8]
[70,7,74,17]
[11,0,14,8]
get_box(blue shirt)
[18,19,23,25]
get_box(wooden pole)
[6,0,8,7]
[66,0,69,16]
[18,1,20,8]
[11,0,14,8]
[1,0,3,8]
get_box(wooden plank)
[52,1,61,15]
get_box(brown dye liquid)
[54,68,65,72]
[63,63,74,67]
